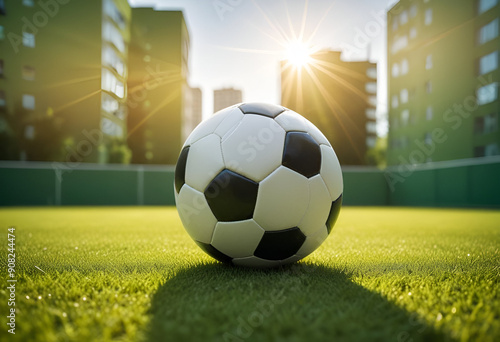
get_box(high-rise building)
[127,9,190,164]
[387,0,500,165]
[281,50,377,165]
[0,0,131,163]
[213,87,242,113]
[182,86,202,142]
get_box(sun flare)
[285,40,313,67]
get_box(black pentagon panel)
[204,169,259,222]
[326,194,343,234]
[174,146,190,193]
[239,102,285,118]
[195,241,233,264]
[254,227,306,261]
[282,132,321,178]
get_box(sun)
[285,40,313,67]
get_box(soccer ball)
[174,102,343,268]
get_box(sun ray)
[283,0,297,41]
[53,89,101,115]
[42,75,101,90]
[128,73,183,95]
[305,0,336,45]
[312,57,370,81]
[309,58,373,105]
[127,89,180,138]
[298,0,309,41]
[210,45,282,56]
[250,0,293,43]
[303,64,366,163]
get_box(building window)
[102,45,125,77]
[485,113,499,133]
[366,121,377,134]
[101,117,123,137]
[22,0,34,6]
[0,90,5,107]
[426,54,433,69]
[368,96,377,107]
[102,68,125,98]
[391,35,408,54]
[103,0,126,30]
[0,0,5,15]
[366,108,376,119]
[22,32,35,48]
[102,20,125,53]
[22,94,35,110]
[0,59,3,77]
[22,66,35,81]
[0,25,4,40]
[401,109,410,126]
[425,81,432,94]
[366,136,377,148]
[24,125,35,140]
[485,143,500,156]
[478,0,498,14]
[426,106,433,120]
[392,63,400,77]
[475,113,499,134]
[478,18,499,45]
[410,4,418,17]
[366,67,377,79]
[409,27,417,39]
[479,50,498,75]
[477,82,498,105]
[392,19,398,32]
[424,132,432,145]
[392,95,399,108]
[425,8,433,25]
[401,59,409,75]
[400,10,408,25]
[400,88,409,103]
[365,82,377,94]
[102,92,119,114]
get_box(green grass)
[0,207,499,342]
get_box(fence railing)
[1,156,499,207]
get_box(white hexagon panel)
[185,134,225,193]
[176,185,217,244]
[174,102,343,268]
[221,114,286,182]
[211,219,265,258]
[253,166,309,231]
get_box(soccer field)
[0,207,499,342]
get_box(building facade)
[127,9,190,164]
[0,0,131,163]
[182,86,202,142]
[213,87,242,113]
[281,50,377,166]
[387,0,500,165]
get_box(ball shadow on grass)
[145,262,444,342]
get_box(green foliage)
[0,207,498,341]
[107,139,132,164]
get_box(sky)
[129,0,399,136]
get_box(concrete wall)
[1,157,499,207]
